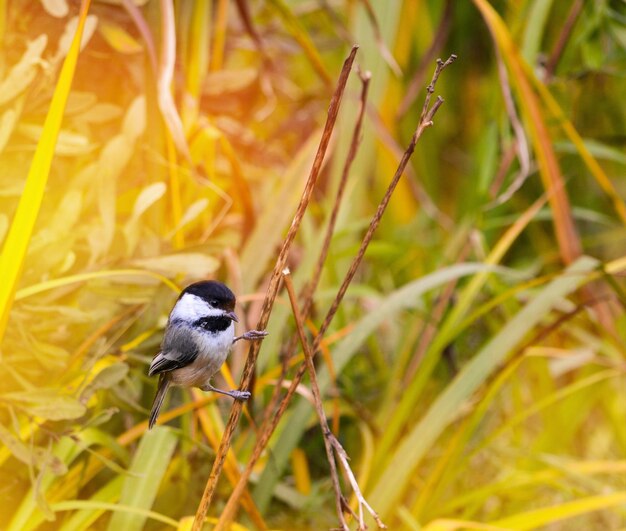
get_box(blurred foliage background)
[0,0,625,529]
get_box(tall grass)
[0,1,624,529]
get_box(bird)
[148,280,267,429]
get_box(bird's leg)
[201,383,251,400]
[233,329,268,344]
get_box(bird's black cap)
[181,280,236,310]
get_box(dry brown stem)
[259,69,371,425]
[303,67,372,313]
[366,104,452,229]
[215,63,373,531]
[284,269,386,530]
[209,52,456,530]
[283,269,351,530]
[192,45,359,531]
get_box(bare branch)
[284,269,386,529]
[216,61,373,531]
[210,53,456,530]
[193,45,359,531]
[283,269,352,530]
[419,54,456,124]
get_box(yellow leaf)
[57,14,98,57]
[2,390,86,420]
[78,102,123,123]
[99,19,143,53]
[0,107,19,153]
[0,36,47,106]
[40,0,69,18]
[17,123,94,155]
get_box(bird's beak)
[226,311,239,323]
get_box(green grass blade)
[367,255,599,519]
[253,263,509,510]
[55,500,178,529]
[57,476,124,531]
[521,0,554,63]
[106,427,177,531]
[0,0,91,342]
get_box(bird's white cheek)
[170,293,223,321]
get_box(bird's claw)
[243,329,268,340]
[234,329,268,343]
[230,390,251,401]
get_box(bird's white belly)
[170,326,234,388]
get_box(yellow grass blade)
[490,492,626,530]
[211,0,229,72]
[14,269,180,301]
[0,0,92,343]
[53,500,178,528]
[441,460,626,515]
[367,256,599,518]
[422,520,507,531]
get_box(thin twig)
[302,68,372,312]
[192,45,359,531]
[319,58,455,346]
[283,269,352,530]
[366,104,453,230]
[157,0,192,163]
[217,64,372,531]
[213,54,455,529]
[420,54,456,125]
[273,52,457,477]
[259,69,372,428]
[121,0,158,74]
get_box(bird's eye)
[210,299,219,306]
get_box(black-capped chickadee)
[148,280,267,429]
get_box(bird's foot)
[229,389,252,401]
[202,384,251,401]
[233,329,269,343]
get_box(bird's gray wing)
[148,325,198,376]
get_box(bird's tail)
[149,374,171,429]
